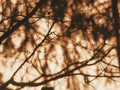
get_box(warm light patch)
[0,0,120,90]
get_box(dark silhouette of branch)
[0,20,56,90]
[0,0,120,90]
[0,0,47,44]
[6,47,116,87]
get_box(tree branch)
[0,20,56,90]
[0,0,47,44]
